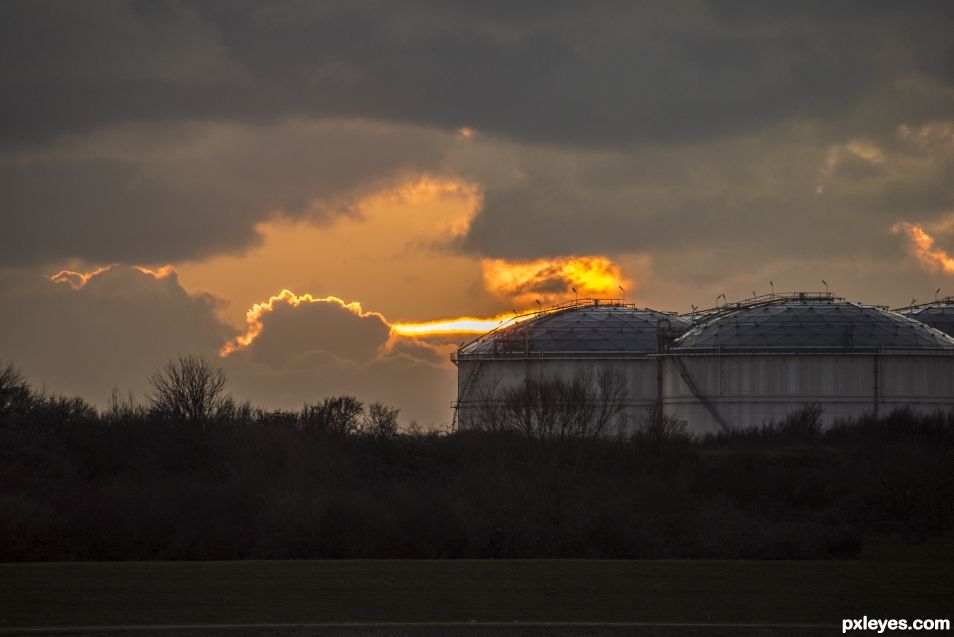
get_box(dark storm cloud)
[1,0,953,275]
[244,300,391,368]
[0,265,232,405]
[2,1,952,148]
[0,119,450,265]
[0,158,257,265]
[456,120,954,283]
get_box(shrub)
[300,396,364,435]
[147,355,230,424]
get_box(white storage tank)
[664,293,954,433]
[453,299,690,433]
[899,298,954,338]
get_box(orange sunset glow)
[214,250,635,351]
[134,265,178,279]
[49,264,117,289]
[482,255,633,306]
[391,313,519,337]
[175,173,638,353]
[50,264,181,289]
[176,174,487,329]
[893,221,954,274]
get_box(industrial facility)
[453,293,954,434]
[452,299,690,431]
[897,297,954,338]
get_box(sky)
[2,1,954,426]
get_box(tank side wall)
[457,358,657,433]
[663,353,954,433]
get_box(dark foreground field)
[2,538,952,635]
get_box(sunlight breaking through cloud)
[481,255,632,306]
[222,254,637,350]
[391,314,516,337]
[892,221,954,274]
[222,289,517,352]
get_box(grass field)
[1,537,951,633]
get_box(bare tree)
[299,396,364,435]
[0,362,33,417]
[104,388,145,423]
[492,368,627,441]
[147,355,230,424]
[464,379,507,433]
[361,401,400,438]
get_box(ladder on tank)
[670,355,731,433]
[451,358,485,432]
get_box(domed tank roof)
[677,294,954,351]
[458,300,691,358]
[900,300,954,338]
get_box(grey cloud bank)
[2,1,952,147]
[2,1,954,267]
[0,0,952,274]
[0,118,451,265]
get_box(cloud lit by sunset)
[223,290,518,348]
[482,256,632,306]
[223,253,634,347]
[51,264,181,290]
[175,173,485,330]
[134,265,178,280]
[892,221,954,275]
[388,255,637,337]
[49,264,116,289]
[389,175,481,239]
[220,290,386,357]
[391,314,517,337]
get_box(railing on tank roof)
[680,290,842,326]
[894,296,954,313]
[453,344,954,363]
[452,297,681,360]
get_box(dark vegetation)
[1,357,952,561]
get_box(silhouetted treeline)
[1,360,953,561]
